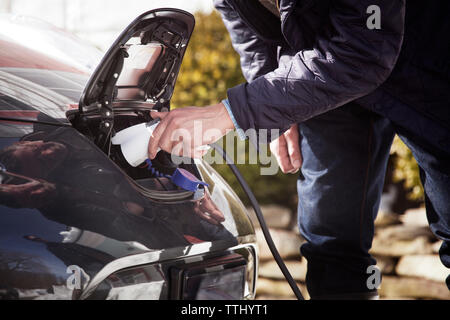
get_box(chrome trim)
[240,241,258,300]
[249,240,259,300]
[80,234,257,299]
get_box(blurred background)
[0,0,448,300]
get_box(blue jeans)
[297,103,450,298]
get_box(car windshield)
[1,67,89,102]
[0,14,103,73]
[0,67,89,120]
[0,14,100,120]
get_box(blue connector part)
[170,168,209,192]
[145,159,208,192]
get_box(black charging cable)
[211,143,305,300]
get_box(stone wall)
[250,205,449,300]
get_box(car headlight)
[171,253,246,300]
[170,246,257,300]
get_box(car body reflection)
[0,121,252,299]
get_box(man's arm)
[148,0,405,159]
[227,0,405,136]
[214,0,279,83]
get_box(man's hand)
[148,102,234,159]
[270,124,302,174]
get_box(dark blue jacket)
[215,0,450,152]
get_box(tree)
[172,11,244,109]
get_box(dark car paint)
[0,9,257,300]
[0,120,255,299]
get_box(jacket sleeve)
[214,0,279,83]
[225,0,405,137]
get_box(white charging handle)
[111,121,160,167]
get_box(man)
[148,0,450,299]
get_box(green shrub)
[390,136,424,201]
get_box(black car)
[0,9,258,300]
